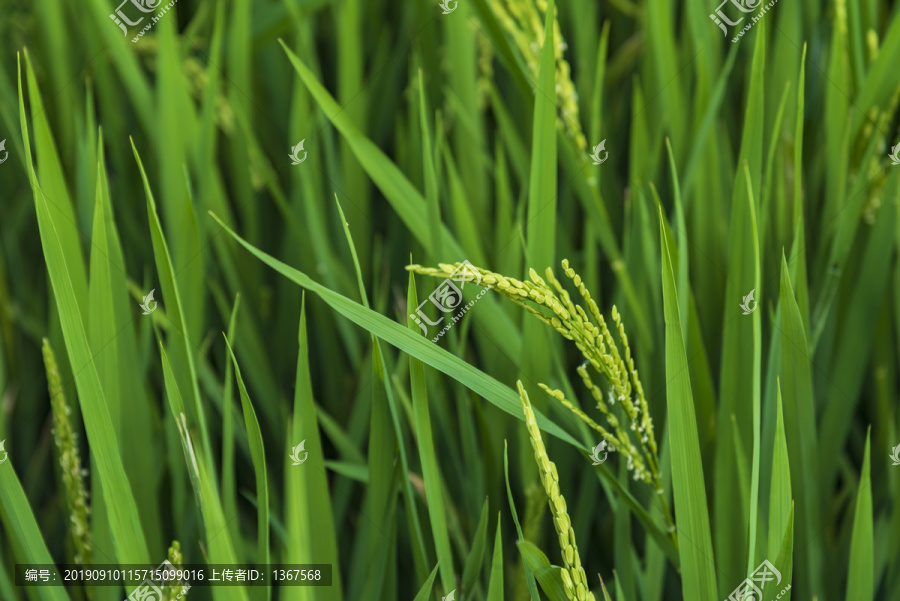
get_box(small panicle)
[164,541,189,601]
[485,0,587,152]
[517,382,596,601]
[43,339,92,567]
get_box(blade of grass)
[767,382,792,561]
[818,177,898,490]
[132,140,213,468]
[408,275,456,595]
[461,497,490,594]
[418,69,443,262]
[224,336,270,601]
[665,138,688,338]
[845,429,873,601]
[96,134,163,554]
[778,252,823,600]
[158,344,250,601]
[768,505,794,601]
[658,204,718,601]
[338,196,427,587]
[505,441,540,601]
[277,40,522,354]
[283,294,344,601]
[517,541,571,601]
[411,564,440,601]
[0,459,71,601]
[221,293,242,551]
[348,341,397,600]
[210,211,580,447]
[714,20,766,586]
[87,144,121,454]
[21,49,89,320]
[523,0,559,388]
[19,69,150,567]
[486,517,504,601]
[742,163,763,572]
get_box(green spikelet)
[42,338,92,567]
[485,0,587,152]
[164,540,189,600]
[408,260,675,531]
[407,261,662,479]
[517,381,596,601]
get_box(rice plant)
[1,0,899,599]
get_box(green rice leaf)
[461,497,490,592]
[767,382,792,562]
[88,148,121,447]
[224,336,270,601]
[222,293,242,549]
[20,77,150,568]
[411,564,440,601]
[132,140,212,466]
[486,517,504,601]
[505,441,540,601]
[521,0,558,415]
[158,344,250,601]
[658,205,718,601]
[210,211,580,447]
[818,181,897,490]
[353,339,397,601]
[0,461,71,601]
[714,22,765,585]
[525,0,558,278]
[418,69,443,262]
[408,276,456,595]
[767,505,794,601]
[778,253,823,600]
[277,39,522,354]
[21,49,89,320]
[283,294,344,601]
[517,541,570,601]
[845,429,873,601]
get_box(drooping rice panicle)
[407,260,673,530]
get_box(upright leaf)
[845,430,873,601]
[658,206,718,601]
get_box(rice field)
[1,0,900,600]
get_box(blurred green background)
[1,0,899,599]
